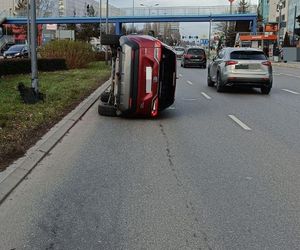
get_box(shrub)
[39,40,96,69]
[0,58,67,76]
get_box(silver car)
[207,48,273,94]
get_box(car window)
[8,45,24,52]
[187,49,204,56]
[230,51,267,60]
[175,48,184,52]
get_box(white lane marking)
[281,89,300,95]
[187,80,193,85]
[179,74,183,77]
[182,98,197,101]
[201,92,212,100]
[228,115,252,131]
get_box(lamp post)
[99,0,102,49]
[105,0,108,64]
[140,3,159,16]
[208,16,213,60]
[132,0,134,32]
[30,0,38,93]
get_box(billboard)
[265,23,278,32]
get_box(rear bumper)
[223,72,272,87]
[183,60,206,66]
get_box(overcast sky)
[108,0,258,37]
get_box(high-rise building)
[287,0,300,38]
[258,0,270,23]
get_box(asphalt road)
[1,63,300,250]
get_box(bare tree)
[14,0,57,17]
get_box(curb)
[272,63,300,69]
[0,79,110,205]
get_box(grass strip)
[0,61,110,171]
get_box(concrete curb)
[272,63,300,69]
[0,80,111,205]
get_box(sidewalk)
[272,61,300,69]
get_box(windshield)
[230,51,267,60]
[7,45,25,52]
[175,48,184,52]
[187,49,204,55]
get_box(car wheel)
[183,63,186,68]
[216,72,224,92]
[207,70,214,87]
[98,102,117,117]
[261,86,271,95]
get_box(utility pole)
[208,16,212,60]
[105,0,109,65]
[99,0,102,49]
[132,0,134,32]
[27,0,31,58]
[30,0,39,93]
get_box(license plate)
[235,64,249,69]
[7,56,12,59]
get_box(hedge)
[0,58,67,76]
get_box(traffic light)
[297,15,300,25]
[182,36,186,39]
[194,36,199,39]
[189,36,192,39]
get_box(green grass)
[0,61,110,171]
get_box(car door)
[210,50,225,82]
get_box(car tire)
[261,86,271,95]
[216,72,224,92]
[98,102,117,117]
[207,70,214,87]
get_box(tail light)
[151,97,159,117]
[225,60,238,66]
[184,54,192,59]
[262,61,272,67]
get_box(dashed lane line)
[201,92,212,100]
[179,74,183,77]
[228,115,252,131]
[281,89,300,95]
[186,80,193,85]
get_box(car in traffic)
[0,42,15,56]
[3,44,29,59]
[181,47,206,68]
[207,47,273,94]
[173,46,185,59]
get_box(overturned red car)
[98,35,177,118]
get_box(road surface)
[1,63,300,250]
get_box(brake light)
[184,54,192,59]
[225,60,238,66]
[262,61,272,67]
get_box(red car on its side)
[98,35,177,118]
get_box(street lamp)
[140,3,159,16]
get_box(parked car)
[3,44,28,59]
[174,46,185,59]
[0,42,15,56]
[207,47,272,94]
[181,47,206,68]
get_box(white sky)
[108,0,258,37]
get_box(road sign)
[200,39,209,45]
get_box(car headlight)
[15,53,20,56]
